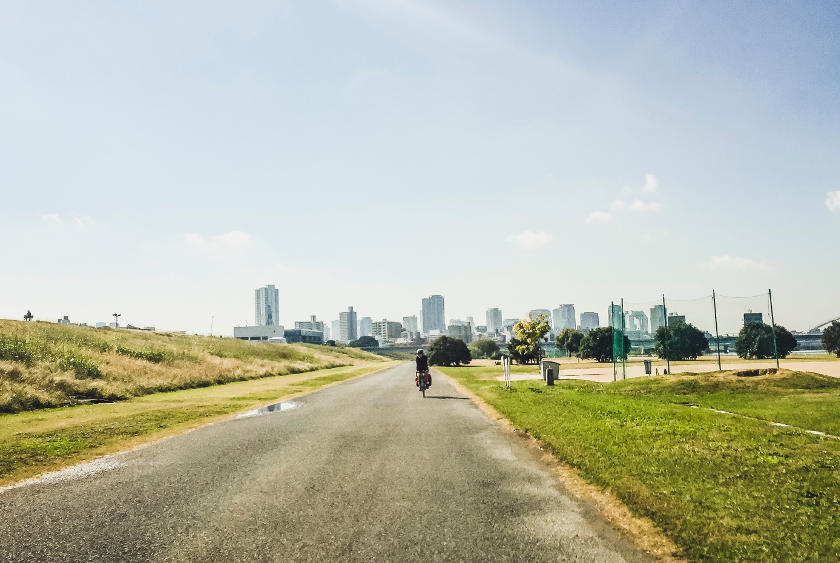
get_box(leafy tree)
[325,340,336,347]
[348,335,378,348]
[469,338,500,359]
[510,314,551,364]
[579,327,631,363]
[555,329,584,357]
[428,336,471,366]
[823,321,840,358]
[653,321,709,361]
[735,322,797,359]
[506,338,529,364]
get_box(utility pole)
[113,312,121,328]
[620,298,626,380]
[662,295,670,375]
[611,301,616,382]
[769,289,779,369]
[712,290,722,371]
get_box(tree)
[735,322,797,359]
[579,327,631,363]
[555,329,584,357]
[326,340,336,347]
[823,321,840,358]
[469,338,500,359]
[653,321,709,361]
[428,336,471,366]
[510,314,551,364]
[349,335,378,348]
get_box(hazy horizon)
[2,1,839,335]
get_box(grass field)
[438,365,840,561]
[0,362,394,486]
[0,320,383,413]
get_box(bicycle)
[416,369,431,398]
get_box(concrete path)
[0,363,648,562]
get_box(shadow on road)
[424,395,469,400]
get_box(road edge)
[435,368,684,562]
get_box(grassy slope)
[0,320,383,413]
[0,362,395,485]
[439,365,840,561]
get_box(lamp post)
[113,313,121,328]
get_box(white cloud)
[586,211,613,223]
[701,255,770,273]
[644,173,659,192]
[629,199,662,212]
[826,191,840,213]
[505,230,553,249]
[72,215,93,230]
[609,200,626,212]
[42,213,62,226]
[185,230,253,256]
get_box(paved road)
[0,363,648,562]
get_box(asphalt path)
[0,362,649,562]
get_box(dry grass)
[0,320,383,413]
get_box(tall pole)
[769,289,779,369]
[662,295,670,375]
[712,290,722,371]
[611,301,616,382]
[113,312,121,329]
[621,298,626,380]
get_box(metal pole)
[611,301,616,382]
[712,290,722,371]
[621,298,626,380]
[662,295,670,375]
[769,289,779,369]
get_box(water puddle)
[236,401,301,419]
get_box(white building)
[421,295,445,334]
[580,312,600,331]
[255,284,280,326]
[234,325,285,341]
[486,308,502,334]
[339,306,358,342]
[552,304,576,331]
[402,315,418,333]
[359,316,373,337]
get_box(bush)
[469,338,500,359]
[349,336,378,348]
[735,322,797,359]
[823,321,840,358]
[428,336,471,366]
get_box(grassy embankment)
[0,319,381,413]
[438,364,840,561]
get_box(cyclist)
[415,348,431,388]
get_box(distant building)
[295,315,326,336]
[331,320,340,342]
[744,312,763,325]
[607,304,623,328]
[626,311,649,334]
[339,307,358,342]
[283,328,323,344]
[57,315,71,325]
[372,319,402,341]
[502,318,520,333]
[580,312,599,331]
[529,309,552,325]
[668,313,686,325]
[359,317,373,337]
[234,325,285,341]
[402,315,418,333]
[421,295,445,333]
[650,305,666,334]
[255,285,280,326]
[485,308,502,334]
[447,323,472,343]
[552,305,576,331]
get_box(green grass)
[439,365,840,561]
[0,363,393,485]
[0,320,384,413]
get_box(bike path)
[0,362,649,562]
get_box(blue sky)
[1,0,838,334]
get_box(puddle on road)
[236,401,301,419]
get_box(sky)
[1,0,839,335]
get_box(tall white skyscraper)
[331,320,340,342]
[402,315,418,333]
[580,312,600,331]
[359,316,373,337]
[255,284,280,326]
[486,308,502,334]
[552,304,576,331]
[339,306,358,342]
[421,295,445,333]
[650,305,666,334]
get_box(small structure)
[540,358,562,386]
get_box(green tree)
[823,321,840,358]
[428,336,471,366]
[348,335,378,348]
[469,338,500,359]
[555,329,584,357]
[653,321,709,361]
[579,327,631,363]
[510,314,551,364]
[735,322,797,359]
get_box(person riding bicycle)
[415,349,431,388]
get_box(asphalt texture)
[0,362,650,562]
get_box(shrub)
[428,336,471,366]
[735,323,797,359]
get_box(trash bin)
[545,365,555,386]
[644,360,652,375]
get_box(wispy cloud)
[41,213,94,231]
[586,211,613,223]
[701,255,770,273]
[505,230,552,249]
[644,173,659,192]
[826,191,840,213]
[185,231,253,256]
[42,213,62,226]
